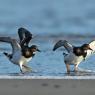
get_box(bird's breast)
[64,53,84,65]
[11,51,32,65]
[22,49,34,58]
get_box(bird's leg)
[65,64,70,74]
[19,63,23,73]
[74,64,79,72]
[22,65,32,71]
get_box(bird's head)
[30,45,41,53]
[81,44,92,51]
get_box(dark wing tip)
[53,40,64,51]
[18,27,25,31]
[53,46,56,51]
[53,43,58,51]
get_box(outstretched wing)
[0,37,21,53]
[18,27,32,47]
[53,40,74,53]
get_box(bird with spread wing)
[53,40,95,73]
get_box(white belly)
[10,51,32,65]
[64,53,84,65]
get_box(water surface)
[0,0,95,77]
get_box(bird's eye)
[84,50,87,53]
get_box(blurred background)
[0,0,95,76]
[0,0,95,35]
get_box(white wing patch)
[89,40,95,51]
[86,40,95,57]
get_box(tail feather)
[3,52,8,56]
[3,52,12,59]
[63,52,68,57]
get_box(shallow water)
[0,0,95,77]
[0,36,95,77]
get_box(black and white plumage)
[0,28,40,73]
[53,40,95,73]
